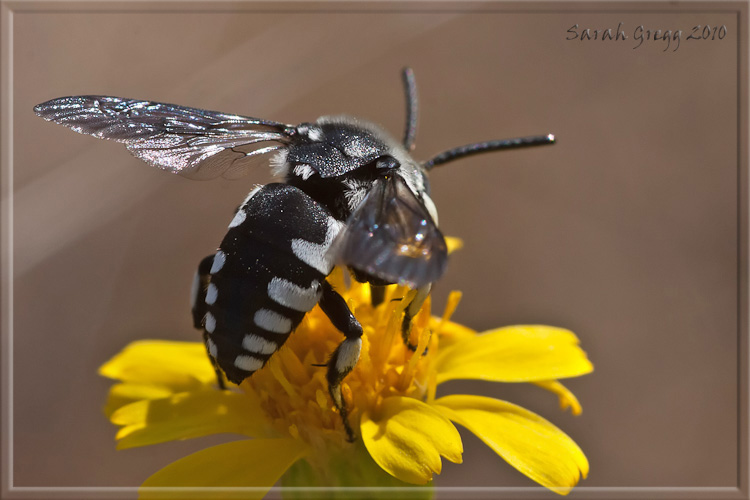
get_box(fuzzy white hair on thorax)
[270,149,290,178]
[293,164,316,181]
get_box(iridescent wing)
[34,96,295,180]
[332,175,447,288]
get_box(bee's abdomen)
[202,183,343,384]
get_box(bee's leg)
[192,254,226,390]
[319,280,363,442]
[370,285,387,307]
[401,284,432,351]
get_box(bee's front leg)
[319,280,363,442]
[401,284,432,351]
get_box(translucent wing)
[33,96,295,180]
[333,175,448,288]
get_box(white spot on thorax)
[254,308,292,334]
[291,217,345,275]
[268,278,321,312]
[242,334,278,355]
[210,251,226,274]
[205,283,218,305]
[234,355,264,372]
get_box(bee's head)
[341,151,438,225]
[277,116,437,224]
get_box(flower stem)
[281,443,434,500]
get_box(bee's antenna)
[401,67,418,151]
[422,134,555,170]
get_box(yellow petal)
[99,340,217,390]
[140,438,307,499]
[445,236,463,254]
[429,317,477,350]
[112,389,268,449]
[435,325,593,384]
[361,396,463,485]
[433,395,588,495]
[104,382,175,418]
[533,380,583,416]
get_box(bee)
[34,68,554,439]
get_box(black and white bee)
[34,69,554,439]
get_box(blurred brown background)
[5,2,743,497]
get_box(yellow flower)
[100,256,593,498]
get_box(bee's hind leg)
[319,280,363,442]
[401,284,432,352]
[192,254,226,390]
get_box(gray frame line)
[0,1,747,499]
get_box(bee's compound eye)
[421,171,431,196]
[376,156,399,170]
